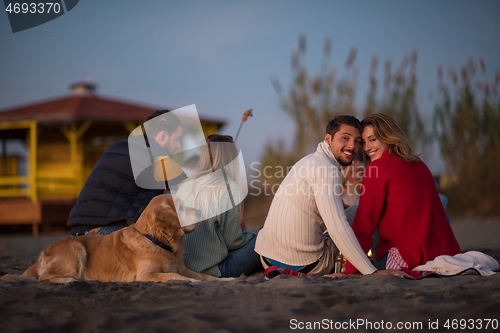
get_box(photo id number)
[6,2,61,14]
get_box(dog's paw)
[164,278,199,285]
[1,275,21,284]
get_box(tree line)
[261,36,500,216]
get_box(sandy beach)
[1,217,499,333]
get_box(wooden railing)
[0,176,31,197]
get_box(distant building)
[0,82,225,235]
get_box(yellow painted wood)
[38,143,70,164]
[10,157,17,176]
[0,156,20,176]
[76,121,92,139]
[28,121,37,202]
[60,121,92,140]
[0,188,31,197]
[37,181,77,195]
[0,176,29,185]
[1,118,223,203]
[60,121,92,196]
[0,120,36,201]
[0,120,37,202]
[129,124,144,137]
[70,124,79,196]
[37,164,75,179]
[201,123,219,136]
[0,120,36,130]
[124,121,138,134]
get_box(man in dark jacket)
[67,110,186,236]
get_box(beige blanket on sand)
[413,251,499,276]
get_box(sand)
[1,218,500,333]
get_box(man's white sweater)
[255,142,377,275]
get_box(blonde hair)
[178,135,242,220]
[362,113,420,164]
[197,135,239,180]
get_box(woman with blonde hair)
[178,134,260,278]
[344,113,460,274]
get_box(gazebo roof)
[0,85,226,128]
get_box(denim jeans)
[218,237,262,278]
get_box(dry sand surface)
[1,217,499,333]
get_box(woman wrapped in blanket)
[344,114,461,275]
[177,134,261,278]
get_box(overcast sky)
[1,0,499,174]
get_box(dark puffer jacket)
[67,138,165,235]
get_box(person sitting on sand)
[177,134,261,278]
[67,110,187,236]
[344,113,461,274]
[255,115,405,277]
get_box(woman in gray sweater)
[178,135,260,277]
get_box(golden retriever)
[1,194,227,284]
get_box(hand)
[371,269,409,278]
[323,273,344,278]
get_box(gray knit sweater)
[182,204,258,277]
[255,142,377,275]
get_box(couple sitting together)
[256,114,460,277]
[67,109,461,279]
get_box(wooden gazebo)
[0,82,226,235]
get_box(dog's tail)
[1,256,41,284]
[1,274,37,284]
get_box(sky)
[1,0,499,174]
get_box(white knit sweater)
[255,142,377,275]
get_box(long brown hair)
[361,113,420,164]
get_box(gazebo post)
[28,120,37,203]
[61,120,92,196]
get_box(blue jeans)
[218,237,262,278]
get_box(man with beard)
[255,115,405,277]
[67,110,186,236]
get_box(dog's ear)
[181,222,200,235]
[146,195,181,231]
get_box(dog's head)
[171,195,202,234]
[135,194,201,248]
